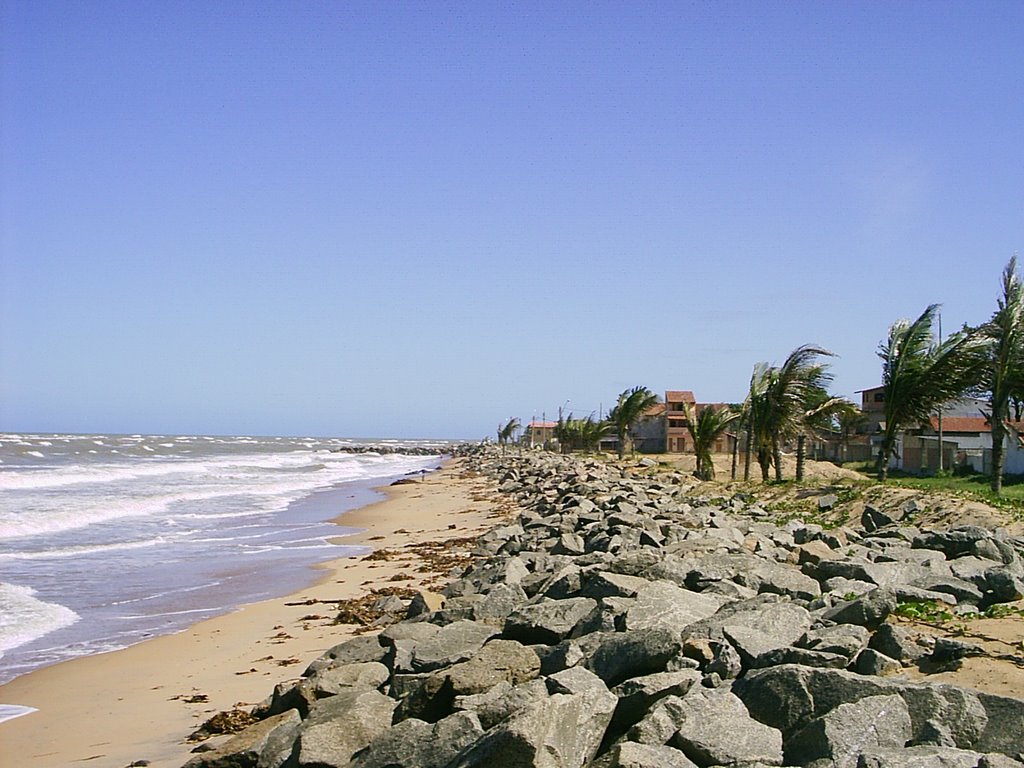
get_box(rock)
[454,678,550,730]
[623,582,724,633]
[304,635,387,676]
[854,648,904,677]
[733,665,989,750]
[587,627,686,687]
[407,590,446,618]
[868,624,927,665]
[821,588,898,629]
[447,666,616,768]
[183,709,300,768]
[705,640,743,679]
[818,494,839,511]
[858,745,986,767]
[589,742,699,768]
[609,670,702,734]
[311,661,390,696]
[683,595,812,647]
[410,620,499,672]
[785,694,913,768]
[504,598,599,645]
[296,689,398,767]
[668,687,784,767]
[348,711,485,768]
[582,572,654,599]
[442,639,542,696]
[801,624,871,660]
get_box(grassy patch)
[848,465,1024,520]
[894,600,956,624]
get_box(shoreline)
[0,458,502,768]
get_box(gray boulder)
[785,694,912,768]
[311,661,390,696]
[733,665,991,751]
[821,588,898,629]
[348,711,485,768]
[296,689,398,767]
[587,627,686,687]
[410,620,499,672]
[668,687,784,767]
[454,677,550,730]
[589,742,699,768]
[303,634,387,676]
[857,745,987,767]
[183,708,300,768]
[504,597,599,645]
[448,666,617,768]
[623,582,724,633]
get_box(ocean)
[0,433,446,693]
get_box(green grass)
[846,463,1024,519]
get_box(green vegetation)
[894,600,956,624]
[608,386,660,460]
[848,463,1024,518]
[876,304,984,482]
[743,345,838,483]
[682,401,739,480]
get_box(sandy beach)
[0,460,504,768]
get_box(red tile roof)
[528,421,558,429]
[665,390,696,403]
[927,416,1024,433]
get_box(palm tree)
[835,404,868,463]
[977,257,1024,494]
[795,390,855,481]
[607,386,661,460]
[554,413,612,453]
[744,346,835,482]
[743,362,774,482]
[683,402,740,480]
[877,304,982,481]
[497,417,520,452]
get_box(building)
[523,420,557,448]
[664,391,696,453]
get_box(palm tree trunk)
[743,429,753,481]
[617,428,625,460]
[796,435,806,482]
[991,418,1006,494]
[758,447,771,483]
[773,439,784,482]
[731,434,739,480]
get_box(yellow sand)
[0,461,502,768]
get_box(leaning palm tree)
[765,345,836,481]
[744,346,835,482]
[877,305,983,481]
[607,386,661,459]
[683,402,740,480]
[497,417,520,452]
[743,362,775,482]
[554,413,612,453]
[977,257,1024,494]
[795,390,855,481]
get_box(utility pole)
[937,312,944,472]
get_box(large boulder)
[295,689,398,767]
[447,667,617,768]
[622,582,724,633]
[587,627,685,687]
[348,711,485,768]
[588,742,699,768]
[504,598,599,645]
[732,665,995,752]
[183,709,301,768]
[784,694,913,768]
[668,687,784,767]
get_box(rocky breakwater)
[186,449,1024,768]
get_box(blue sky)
[2,1,1022,439]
